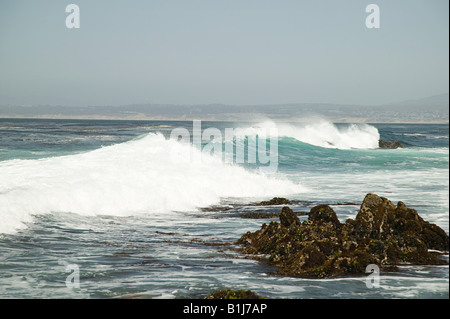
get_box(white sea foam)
[242,120,380,149]
[404,133,449,139]
[0,133,303,234]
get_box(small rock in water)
[378,139,405,149]
[204,289,265,299]
[256,197,291,206]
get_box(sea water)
[0,119,448,298]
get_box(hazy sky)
[0,0,448,106]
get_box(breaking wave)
[0,133,303,234]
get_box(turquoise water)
[0,119,448,298]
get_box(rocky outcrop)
[379,139,405,149]
[236,194,449,278]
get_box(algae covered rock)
[205,289,265,299]
[237,194,449,278]
[279,206,301,228]
[355,194,449,252]
[309,204,341,228]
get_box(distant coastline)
[1,93,448,124]
[0,114,448,124]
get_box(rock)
[236,194,449,278]
[279,206,301,228]
[309,204,341,228]
[239,211,308,219]
[356,194,449,251]
[379,139,405,149]
[256,197,291,206]
[239,211,282,219]
[204,289,265,299]
[355,193,396,239]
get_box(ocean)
[0,118,448,299]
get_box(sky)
[0,0,448,107]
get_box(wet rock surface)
[204,289,266,299]
[255,197,291,206]
[379,139,405,149]
[236,193,449,278]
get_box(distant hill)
[372,93,449,123]
[389,93,449,108]
[0,93,448,123]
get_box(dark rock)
[239,212,281,219]
[236,193,449,278]
[204,289,265,299]
[379,139,405,149]
[355,193,396,239]
[239,209,307,219]
[256,197,291,206]
[309,204,341,228]
[279,206,301,228]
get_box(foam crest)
[0,133,303,234]
[245,120,380,149]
